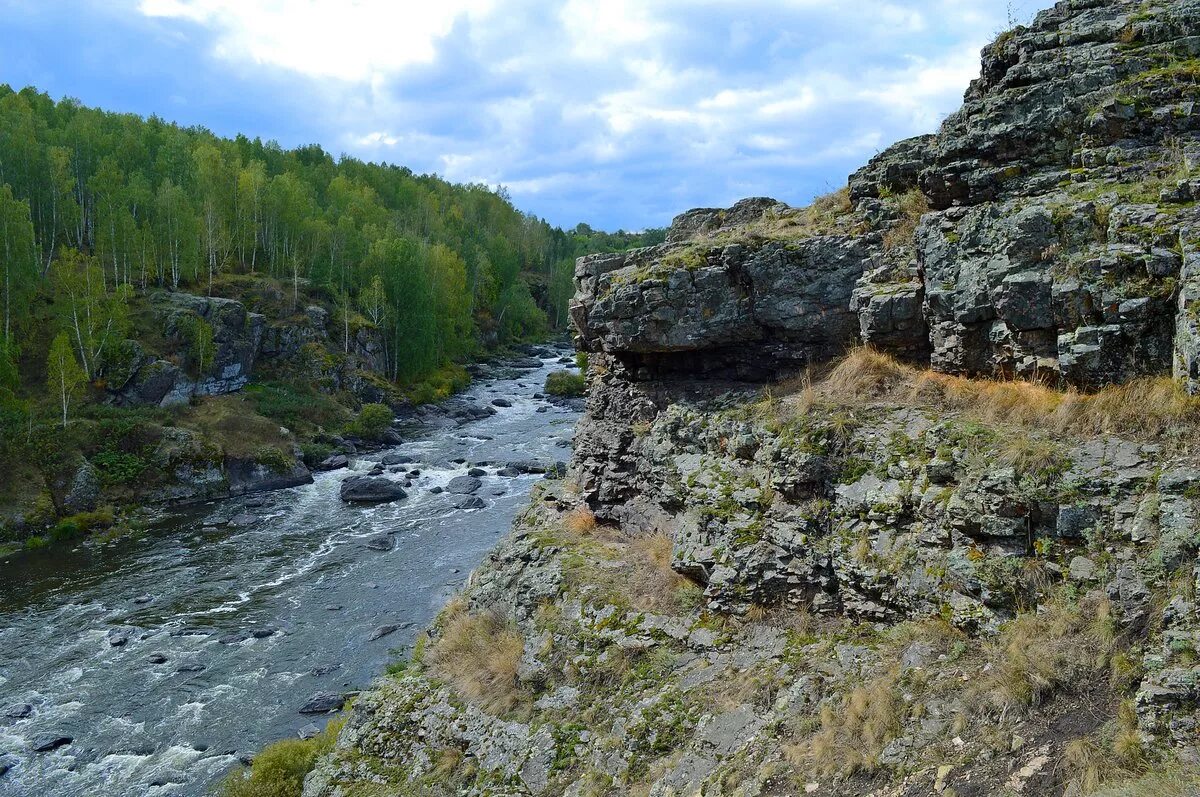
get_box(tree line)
[0,84,664,403]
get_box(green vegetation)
[0,84,662,543]
[544,370,586,397]
[217,717,345,797]
[353,402,393,440]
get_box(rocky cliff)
[303,3,1200,796]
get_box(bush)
[92,450,148,486]
[245,382,351,435]
[575,351,589,371]
[217,718,344,797]
[354,403,393,440]
[545,371,585,397]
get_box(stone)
[454,496,487,510]
[226,512,258,528]
[468,467,487,477]
[368,624,403,641]
[107,627,138,647]
[147,653,169,664]
[299,692,345,714]
[339,476,407,504]
[5,703,33,719]
[491,398,513,408]
[63,461,100,513]
[446,476,482,495]
[31,735,73,753]
[381,453,414,466]
[1068,556,1098,582]
[316,454,349,472]
[365,535,395,552]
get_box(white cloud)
[139,0,494,82]
[131,0,1057,228]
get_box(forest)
[0,84,662,536]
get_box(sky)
[0,0,1052,231]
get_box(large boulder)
[339,476,407,504]
[446,476,482,495]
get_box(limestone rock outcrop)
[573,0,1200,390]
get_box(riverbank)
[0,334,581,560]
[0,346,583,796]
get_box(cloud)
[97,1,1060,228]
[138,0,494,82]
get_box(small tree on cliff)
[46,331,85,427]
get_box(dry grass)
[882,189,931,251]
[698,188,857,246]
[182,394,294,458]
[797,672,905,778]
[1090,766,1200,797]
[563,506,598,535]
[426,604,526,715]
[969,596,1116,717]
[813,347,1200,439]
[626,533,700,614]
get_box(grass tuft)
[426,606,526,716]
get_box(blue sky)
[0,0,1050,231]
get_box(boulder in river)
[498,466,521,478]
[381,453,413,466]
[31,734,72,753]
[368,624,401,641]
[510,357,543,369]
[5,703,32,719]
[316,454,349,472]
[380,429,404,446]
[446,476,482,494]
[226,512,258,528]
[365,535,395,552]
[491,398,512,408]
[455,496,487,510]
[467,467,487,477]
[339,476,407,504]
[147,653,168,664]
[107,627,139,647]
[505,460,547,474]
[299,692,345,714]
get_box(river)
[0,345,580,796]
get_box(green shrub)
[299,442,334,466]
[575,351,589,371]
[354,403,393,440]
[545,371,586,397]
[49,520,82,542]
[245,382,351,435]
[254,446,293,474]
[92,450,148,486]
[404,364,471,405]
[217,718,344,797]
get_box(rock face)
[572,0,1200,390]
[108,293,394,408]
[305,4,1200,797]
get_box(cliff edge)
[302,3,1200,796]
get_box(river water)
[0,346,580,797]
